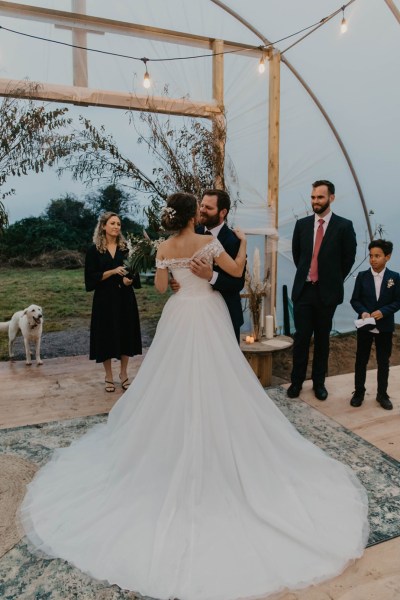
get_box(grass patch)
[0,268,168,360]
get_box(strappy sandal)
[105,380,115,393]
[119,374,130,391]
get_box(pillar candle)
[265,315,274,339]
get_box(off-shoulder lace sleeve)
[156,258,169,269]
[196,238,224,261]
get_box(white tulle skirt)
[20,281,368,600]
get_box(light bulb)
[143,71,151,89]
[258,57,265,74]
[340,17,348,33]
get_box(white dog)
[0,304,44,365]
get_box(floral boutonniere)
[387,278,394,288]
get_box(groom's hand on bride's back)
[169,276,180,292]
[190,258,213,281]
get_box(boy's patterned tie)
[309,219,324,282]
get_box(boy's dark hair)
[312,180,335,195]
[202,188,231,214]
[368,239,393,256]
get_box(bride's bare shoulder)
[195,234,214,247]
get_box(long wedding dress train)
[20,239,369,600]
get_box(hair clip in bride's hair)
[161,207,176,218]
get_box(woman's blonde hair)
[93,212,127,253]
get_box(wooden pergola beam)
[0,78,223,117]
[0,1,271,59]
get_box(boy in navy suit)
[350,239,400,410]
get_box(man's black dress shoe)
[287,384,302,398]
[376,392,393,410]
[350,390,365,407]
[313,384,328,401]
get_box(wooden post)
[266,49,281,318]
[212,39,226,190]
[72,0,88,87]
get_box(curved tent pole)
[210,0,373,240]
[384,0,400,24]
[282,61,372,240]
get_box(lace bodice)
[156,238,224,298]
[156,238,224,270]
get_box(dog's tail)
[0,321,10,332]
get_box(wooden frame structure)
[0,0,281,318]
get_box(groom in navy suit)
[288,180,357,400]
[350,239,400,410]
[190,189,245,342]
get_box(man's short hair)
[312,180,335,195]
[368,239,393,256]
[202,188,231,214]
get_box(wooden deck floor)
[1,355,399,599]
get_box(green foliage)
[58,98,238,225]
[0,188,143,261]
[85,184,136,218]
[0,216,83,258]
[0,81,75,230]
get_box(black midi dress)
[85,245,142,363]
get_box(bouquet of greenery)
[124,231,166,275]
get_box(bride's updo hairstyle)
[161,192,198,232]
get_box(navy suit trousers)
[354,327,393,393]
[291,283,337,385]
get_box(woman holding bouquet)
[84,212,142,392]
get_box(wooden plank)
[0,78,222,116]
[266,50,281,318]
[0,1,271,58]
[288,366,400,461]
[212,39,225,189]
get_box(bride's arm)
[214,229,247,277]
[155,244,169,293]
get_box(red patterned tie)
[309,219,324,282]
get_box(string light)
[142,58,151,88]
[0,1,355,75]
[340,6,348,33]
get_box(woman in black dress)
[85,212,142,392]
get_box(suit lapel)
[319,213,337,249]
[217,223,229,245]
[365,270,376,300]
[304,217,314,256]
[378,269,391,301]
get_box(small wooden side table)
[240,335,293,387]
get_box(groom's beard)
[199,214,220,229]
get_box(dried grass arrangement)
[244,248,271,341]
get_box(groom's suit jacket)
[350,267,400,332]
[196,223,245,332]
[291,213,357,307]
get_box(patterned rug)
[0,386,399,599]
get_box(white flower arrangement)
[387,278,394,288]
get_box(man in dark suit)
[189,188,245,342]
[288,180,357,400]
[350,239,400,410]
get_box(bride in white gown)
[20,192,369,600]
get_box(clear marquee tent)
[0,0,399,333]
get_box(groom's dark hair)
[202,188,231,215]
